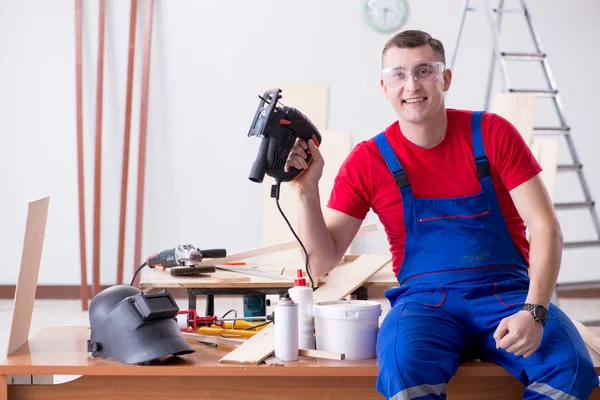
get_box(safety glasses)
[382,61,445,88]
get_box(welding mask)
[87,285,194,365]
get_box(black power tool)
[248,88,322,183]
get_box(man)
[285,30,598,399]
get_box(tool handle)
[198,248,227,259]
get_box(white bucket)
[313,300,381,360]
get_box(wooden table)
[139,257,400,315]
[2,326,600,400]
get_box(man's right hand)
[284,138,324,193]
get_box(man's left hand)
[493,310,543,358]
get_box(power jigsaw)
[248,88,322,183]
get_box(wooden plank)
[182,332,245,349]
[214,266,288,281]
[193,223,376,267]
[313,254,392,302]
[490,93,537,146]
[219,254,391,364]
[530,137,559,201]
[261,129,354,268]
[219,323,276,365]
[262,83,329,131]
[258,83,335,269]
[573,320,600,357]
[299,348,345,361]
[211,270,251,283]
[7,197,50,356]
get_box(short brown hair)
[382,30,446,66]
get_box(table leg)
[206,294,214,316]
[187,289,196,311]
[0,375,7,400]
[355,286,368,301]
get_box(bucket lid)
[313,300,381,320]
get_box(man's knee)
[527,348,598,399]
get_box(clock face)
[364,0,409,33]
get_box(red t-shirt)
[327,109,542,277]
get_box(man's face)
[380,45,452,124]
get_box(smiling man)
[286,30,598,399]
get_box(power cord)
[271,180,316,290]
[130,262,147,286]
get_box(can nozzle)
[294,269,306,287]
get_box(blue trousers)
[376,278,598,399]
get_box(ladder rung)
[558,164,583,172]
[493,8,524,13]
[533,126,571,136]
[555,201,595,210]
[508,88,558,97]
[564,240,600,249]
[468,7,524,13]
[501,52,546,61]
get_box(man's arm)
[297,189,362,277]
[494,173,562,357]
[509,173,563,308]
[286,139,363,278]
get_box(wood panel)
[5,371,600,400]
[530,137,559,201]
[259,83,351,270]
[490,93,537,146]
[6,376,381,400]
[7,198,50,357]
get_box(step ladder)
[449,0,600,250]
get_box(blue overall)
[374,111,597,400]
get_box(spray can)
[288,269,315,349]
[274,293,298,362]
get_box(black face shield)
[87,285,194,365]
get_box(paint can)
[274,293,299,362]
[313,300,381,360]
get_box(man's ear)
[442,68,452,92]
[380,78,390,99]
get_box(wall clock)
[364,0,409,33]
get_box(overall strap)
[374,132,410,189]
[471,111,491,178]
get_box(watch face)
[535,306,548,322]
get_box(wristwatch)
[521,303,548,325]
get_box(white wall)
[1,0,598,286]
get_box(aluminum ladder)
[449,0,600,250]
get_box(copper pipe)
[133,0,154,286]
[75,0,89,310]
[117,0,138,285]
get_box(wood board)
[7,197,50,356]
[530,137,559,201]
[219,254,392,365]
[490,93,537,146]
[573,320,600,358]
[313,254,393,302]
[192,222,376,268]
[259,83,354,269]
[261,129,354,268]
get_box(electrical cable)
[130,261,147,286]
[243,320,272,330]
[272,180,316,290]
